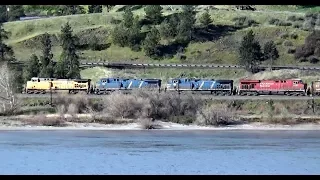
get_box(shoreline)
[1,121,320,131]
[1,113,320,131]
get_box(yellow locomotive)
[25,77,92,94]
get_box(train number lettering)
[75,84,87,88]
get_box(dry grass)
[22,113,67,127]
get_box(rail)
[9,61,320,71]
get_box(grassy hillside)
[2,5,320,81]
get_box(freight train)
[23,77,320,96]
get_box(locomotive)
[23,76,320,97]
[238,79,307,96]
[94,78,162,94]
[165,78,234,95]
[24,77,93,94]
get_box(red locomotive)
[238,79,307,96]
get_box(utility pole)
[50,82,53,107]
[312,97,315,114]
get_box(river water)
[0,130,320,175]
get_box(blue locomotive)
[165,78,234,95]
[94,77,161,94]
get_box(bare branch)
[0,63,19,115]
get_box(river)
[0,130,319,175]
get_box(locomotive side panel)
[165,78,193,91]
[213,80,233,93]
[140,79,162,90]
[96,78,122,93]
[25,81,51,93]
[239,79,307,96]
[311,81,320,96]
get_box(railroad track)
[16,93,319,100]
[10,61,320,71]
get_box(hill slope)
[4,5,316,64]
[3,5,320,82]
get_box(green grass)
[296,6,320,13]
[2,5,315,66]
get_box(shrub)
[269,18,291,26]
[294,31,320,59]
[101,91,149,119]
[290,32,298,39]
[302,18,316,31]
[277,21,292,26]
[132,90,202,120]
[269,18,280,25]
[23,114,67,127]
[287,15,304,22]
[53,93,94,114]
[308,56,320,64]
[139,118,161,129]
[279,32,289,39]
[287,48,296,54]
[316,18,320,27]
[305,12,318,19]
[293,22,302,28]
[232,16,258,27]
[287,15,297,22]
[283,40,293,47]
[196,104,238,126]
[295,45,314,59]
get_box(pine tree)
[144,5,163,24]
[263,41,279,71]
[7,5,25,21]
[56,22,80,79]
[24,54,40,81]
[127,16,143,51]
[105,5,115,12]
[143,27,161,58]
[111,23,129,47]
[0,23,14,62]
[39,33,54,78]
[11,64,24,93]
[0,6,8,23]
[239,30,263,73]
[123,8,134,28]
[88,5,102,13]
[159,14,179,40]
[57,5,85,15]
[176,5,196,44]
[199,10,212,27]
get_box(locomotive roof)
[144,78,161,81]
[215,80,234,82]
[240,79,303,82]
